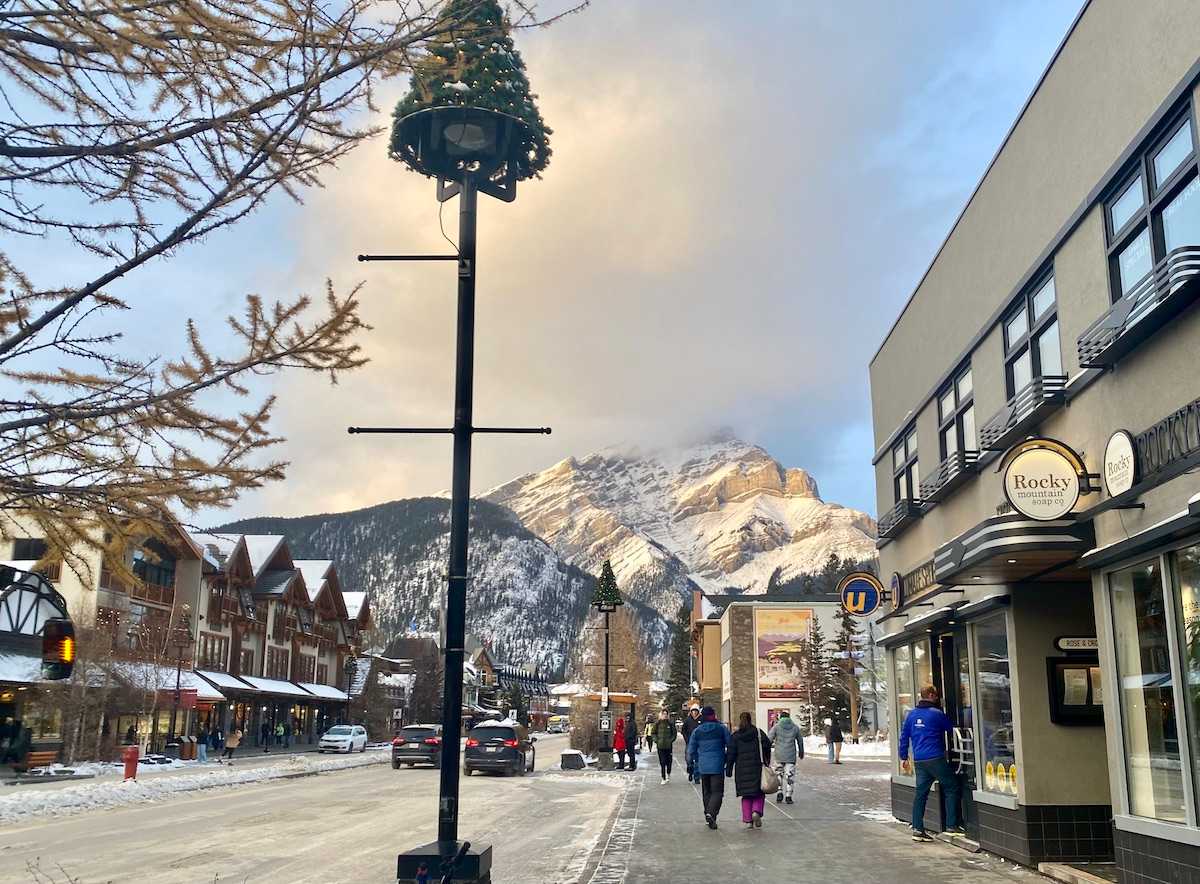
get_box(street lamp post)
[343,655,358,725]
[590,561,623,770]
[168,605,193,743]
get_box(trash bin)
[165,741,180,760]
[181,736,195,760]
[122,744,139,781]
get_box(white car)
[319,724,368,753]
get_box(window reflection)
[1154,123,1193,188]
[1162,176,1200,254]
[1171,544,1200,813]
[1111,557,1185,822]
[977,615,1016,794]
[1111,176,1144,233]
[1118,228,1154,296]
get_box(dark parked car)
[463,722,536,777]
[392,724,443,769]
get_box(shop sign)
[838,572,884,617]
[1134,396,1200,485]
[1103,430,1138,497]
[1002,440,1083,521]
[1054,636,1098,653]
[898,559,937,606]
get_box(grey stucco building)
[870,2,1200,879]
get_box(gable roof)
[253,568,297,598]
[294,560,333,603]
[243,535,289,578]
[342,591,365,620]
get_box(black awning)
[1081,504,1200,570]
[934,513,1094,586]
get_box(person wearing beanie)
[686,706,731,829]
[681,707,702,783]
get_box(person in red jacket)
[614,716,629,770]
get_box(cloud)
[181,0,1084,523]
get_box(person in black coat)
[726,712,772,829]
[623,717,639,770]
[681,708,702,783]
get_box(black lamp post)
[590,562,624,770]
[343,655,358,724]
[168,605,194,742]
[353,106,548,884]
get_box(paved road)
[0,733,623,884]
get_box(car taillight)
[391,737,403,746]
[503,739,519,748]
[423,737,441,745]
[466,738,479,747]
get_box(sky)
[8,1,1086,523]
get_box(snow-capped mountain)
[215,499,593,677]
[485,434,877,598]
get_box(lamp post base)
[397,840,492,883]
[596,743,613,770]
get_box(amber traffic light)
[42,617,75,680]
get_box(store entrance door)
[936,629,978,838]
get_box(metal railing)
[1077,246,1200,367]
[978,374,1067,450]
[919,449,981,505]
[877,498,923,540]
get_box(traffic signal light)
[42,617,75,680]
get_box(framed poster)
[755,608,813,699]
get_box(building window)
[11,538,47,561]
[1172,542,1200,813]
[133,539,176,589]
[891,426,919,503]
[238,648,255,676]
[1106,109,1199,301]
[198,632,230,672]
[1003,273,1061,398]
[1110,557,1185,823]
[894,645,914,724]
[296,654,316,683]
[317,663,329,686]
[937,365,976,459]
[266,646,290,681]
[975,614,1017,794]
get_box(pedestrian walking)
[223,726,242,761]
[726,712,772,829]
[687,706,731,830]
[196,724,209,763]
[767,710,803,804]
[260,720,271,752]
[652,710,677,784]
[209,725,224,762]
[275,721,284,747]
[613,716,629,771]
[825,718,844,763]
[284,719,292,749]
[644,717,655,753]
[899,685,965,842]
[623,716,639,770]
[681,707,702,783]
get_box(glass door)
[938,629,978,836]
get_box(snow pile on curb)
[1,749,388,823]
[803,735,889,758]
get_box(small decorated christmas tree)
[390,0,551,180]
[591,560,623,611]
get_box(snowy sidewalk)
[0,747,389,824]
[578,745,1040,883]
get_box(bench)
[14,749,59,773]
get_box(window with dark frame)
[1105,106,1200,302]
[891,426,919,505]
[12,538,48,561]
[937,365,976,460]
[1002,272,1062,398]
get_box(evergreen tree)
[409,644,444,724]
[591,560,623,611]
[504,683,529,725]
[801,618,847,729]
[663,603,693,715]
[831,604,863,738]
[390,0,551,180]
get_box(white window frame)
[967,608,1025,806]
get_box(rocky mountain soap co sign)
[1103,430,1138,497]
[1003,442,1081,521]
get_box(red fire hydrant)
[122,744,139,781]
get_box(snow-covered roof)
[349,656,373,697]
[243,535,286,577]
[296,682,348,701]
[253,568,295,597]
[196,670,255,691]
[111,663,226,701]
[294,560,333,603]
[0,649,43,684]
[342,591,366,620]
[238,676,310,697]
[549,682,586,696]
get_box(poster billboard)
[755,608,813,699]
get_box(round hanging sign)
[1103,430,1138,497]
[1003,444,1081,521]
[837,572,884,618]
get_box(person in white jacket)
[767,711,804,804]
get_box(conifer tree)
[591,560,623,611]
[391,0,551,180]
[831,605,863,738]
[663,603,693,715]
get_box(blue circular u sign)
[838,572,883,617]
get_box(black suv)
[463,722,536,777]
[391,724,443,769]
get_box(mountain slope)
[215,498,592,677]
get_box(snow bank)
[0,749,388,824]
[803,735,890,758]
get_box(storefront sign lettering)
[1054,636,1098,653]
[899,560,937,606]
[1134,397,1200,482]
[838,572,884,617]
[1103,430,1138,497]
[1003,445,1081,521]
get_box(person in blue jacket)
[687,706,732,829]
[899,685,965,842]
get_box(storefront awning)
[112,663,226,701]
[196,670,257,692]
[1081,501,1200,570]
[934,514,1094,585]
[0,648,43,685]
[237,676,311,698]
[296,682,348,701]
[879,595,1011,649]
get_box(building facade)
[870,2,1200,878]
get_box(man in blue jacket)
[900,685,965,842]
[687,706,731,829]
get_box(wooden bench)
[14,749,59,773]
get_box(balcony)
[919,450,982,506]
[130,579,174,606]
[978,375,1067,451]
[1077,246,1200,368]
[877,498,923,544]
